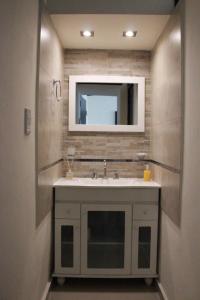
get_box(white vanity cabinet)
[132,203,158,275]
[54,184,160,281]
[81,204,132,275]
[55,203,81,274]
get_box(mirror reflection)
[76,83,138,125]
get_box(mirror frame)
[69,75,145,132]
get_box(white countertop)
[54,177,161,188]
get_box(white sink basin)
[73,177,136,186]
[54,177,160,188]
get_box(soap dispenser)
[143,164,152,181]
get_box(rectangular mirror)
[69,75,145,132]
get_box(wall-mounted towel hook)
[53,79,62,101]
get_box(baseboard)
[41,280,52,300]
[156,280,169,300]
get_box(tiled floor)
[47,278,162,300]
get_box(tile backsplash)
[63,160,146,179]
[63,50,151,177]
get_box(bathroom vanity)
[53,178,160,284]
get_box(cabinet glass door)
[132,221,157,275]
[138,226,151,269]
[81,204,131,275]
[87,211,125,269]
[55,219,80,274]
[61,225,73,268]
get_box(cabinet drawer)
[55,203,80,219]
[133,204,158,220]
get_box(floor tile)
[48,279,161,300]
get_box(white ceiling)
[51,14,169,50]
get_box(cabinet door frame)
[132,220,158,275]
[81,203,132,275]
[55,219,80,274]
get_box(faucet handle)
[91,170,98,179]
[113,171,119,179]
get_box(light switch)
[24,108,31,135]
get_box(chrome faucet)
[103,160,107,178]
[91,170,98,179]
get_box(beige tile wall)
[37,8,64,225]
[63,50,151,177]
[151,11,182,170]
[151,7,183,225]
[157,1,200,299]
[38,11,63,170]
[63,160,147,179]
[37,162,62,226]
[151,164,181,225]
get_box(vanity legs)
[144,278,153,286]
[56,277,66,286]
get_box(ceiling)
[47,0,175,14]
[51,14,169,50]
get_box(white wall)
[158,0,200,299]
[0,1,52,299]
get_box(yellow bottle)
[143,164,152,181]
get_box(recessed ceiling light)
[80,30,94,38]
[123,30,137,38]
